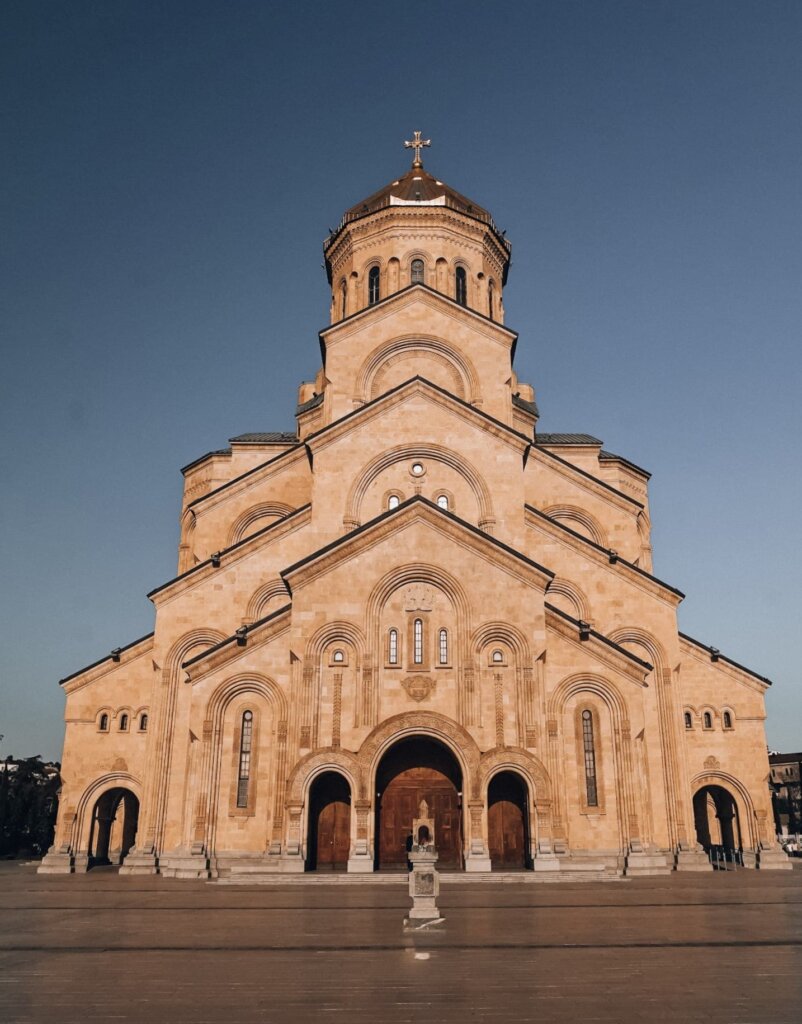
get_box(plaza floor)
[0,862,800,1023]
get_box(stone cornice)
[527,444,644,514]
[545,605,651,685]
[305,376,531,458]
[282,496,554,596]
[182,606,292,683]
[525,505,683,607]
[60,632,155,693]
[148,506,312,608]
[678,632,771,691]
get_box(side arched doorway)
[693,784,742,859]
[88,788,139,867]
[307,772,351,872]
[375,736,463,871]
[487,771,531,870]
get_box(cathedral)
[41,136,789,879]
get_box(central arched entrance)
[88,788,139,868]
[487,771,531,870]
[307,772,351,872]
[375,736,463,871]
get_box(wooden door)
[488,773,528,869]
[315,799,350,871]
[378,766,462,870]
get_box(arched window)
[723,711,732,730]
[492,649,504,664]
[340,281,347,318]
[455,266,467,306]
[119,713,129,732]
[388,494,400,510]
[388,628,398,665]
[333,649,345,663]
[436,494,449,510]
[703,711,713,730]
[411,259,425,285]
[99,713,109,732]
[413,618,423,664]
[368,265,380,305]
[237,711,254,808]
[488,280,495,320]
[439,629,448,665]
[139,713,149,732]
[581,709,598,807]
[684,711,693,730]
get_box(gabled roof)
[545,602,653,672]
[182,604,292,670]
[281,495,555,592]
[230,432,299,444]
[535,433,603,446]
[678,631,772,686]
[59,631,155,687]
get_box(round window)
[411,462,424,476]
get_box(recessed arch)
[471,621,532,663]
[542,504,608,548]
[546,578,591,621]
[245,578,290,622]
[346,443,493,528]
[228,502,295,546]
[354,335,481,406]
[691,770,758,849]
[72,772,143,855]
[286,748,362,805]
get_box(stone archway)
[307,772,352,872]
[487,771,531,870]
[88,788,139,867]
[374,735,463,871]
[693,784,742,859]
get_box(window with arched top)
[119,713,129,732]
[413,619,423,664]
[492,649,504,664]
[436,494,449,510]
[388,495,400,510]
[684,711,693,730]
[455,266,467,306]
[139,713,148,732]
[340,281,347,318]
[703,711,713,730]
[438,629,448,665]
[99,713,109,732]
[237,711,254,808]
[368,265,380,305]
[488,280,495,320]
[411,259,425,285]
[388,628,398,665]
[333,649,345,663]
[723,711,733,730]
[581,709,598,807]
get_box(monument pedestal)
[408,847,441,920]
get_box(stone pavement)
[0,862,800,1023]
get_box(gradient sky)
[2,1,800,760]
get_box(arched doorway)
[693,784,742,862]
[88,788,139,867]
[375,736,463,871]
[487,771,531,870]
[307,772,351,872]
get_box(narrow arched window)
[368,266,380,305]
[388,628,398,665]
[703,711,713,730]
[237,711,254,808]
[333,649,345,663]
[119,713,129,732]
[492,649,503,664]
[139,713,148,732]
[582,710,598,807]
[439,629,448,665]
[436,494,449,510]
[684,711,692,730]
[488,280,495,320]
[411,259,424,285]
[455,266,467,306]
[723,711,732,730]
[388,494,400,510]
[413,618,423,664]
[340,281,347,318]
[99,713,109,732]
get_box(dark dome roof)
[345,165,491,220]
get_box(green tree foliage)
[0,756,61,857]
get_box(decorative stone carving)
[401,675,436,702]
[703,755,720,770]
[404,584,435,611]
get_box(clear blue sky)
[2,1,800,759]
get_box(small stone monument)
[407,798,442,922]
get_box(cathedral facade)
[41,140,789,878]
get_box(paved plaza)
[0,863,800,1023]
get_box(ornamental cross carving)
[404,130,431,167]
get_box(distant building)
[41,137,791,879]
[769,752,802,836]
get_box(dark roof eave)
[182,605,292,669]
[59,632,155,686]
[180,449,231,475]
[545,603,653,670]
[678,632,772,686]
[185,443,304,511]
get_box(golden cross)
[404,131,431,168]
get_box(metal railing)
[707,845,745,869]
